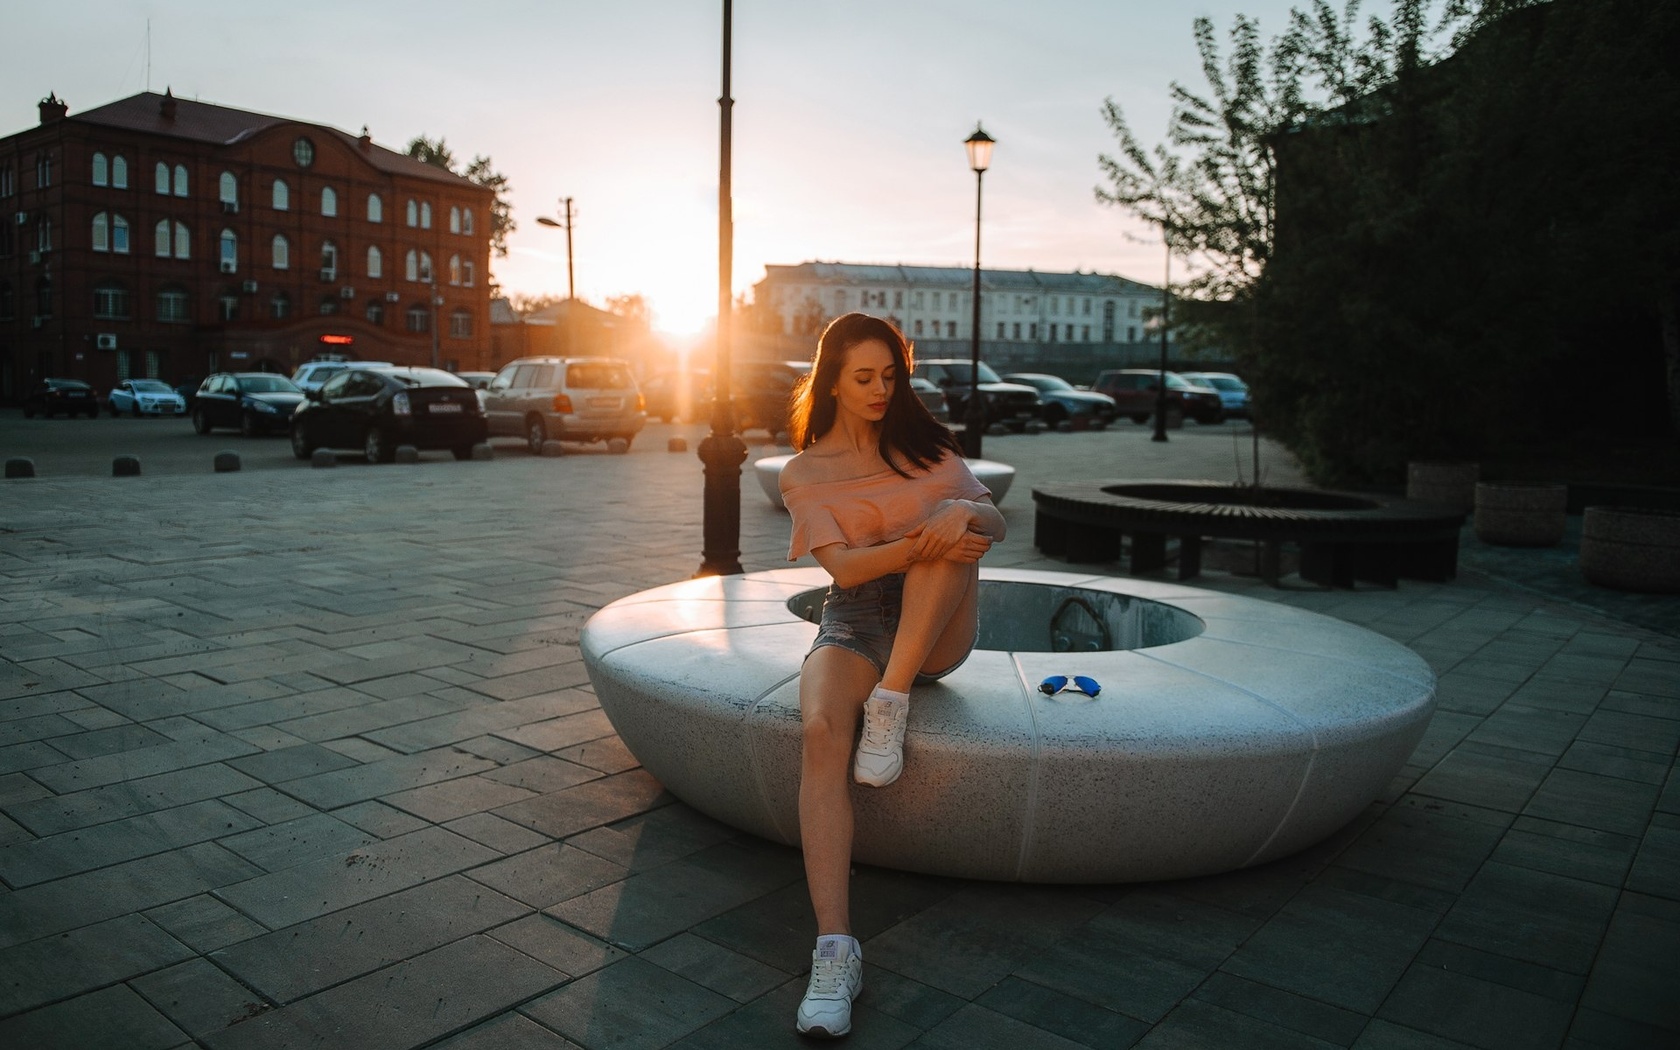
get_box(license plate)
[68,392,87,398]
[588,396,620,409]
[429,402,462,414]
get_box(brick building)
[0,91,493,400]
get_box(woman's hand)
[904,500,988,562]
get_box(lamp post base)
[696,432,749,577]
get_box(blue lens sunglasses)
[1038,674,1102,698]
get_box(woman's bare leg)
[879,558,980,693]
[798,645,879,934]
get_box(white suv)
[291,360,393,394]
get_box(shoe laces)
[860,702,901,750]
[806,956,853,998]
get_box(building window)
[367,245,383,279]
[419,251,432,282]
[220,229,237,270]
[462,260,474,287]
[34,216,53,253]
[406,199,418,227]
[996,322,1005,339]
[462,208,474,235]
[321,186,337,217]
[36,276,53,317]
[448,254,461,286]
[405,249,418,282]
[112,155,128,188]
[93,152,108,186]
[367,193,383,223]
[173,164,188,197]
[1012,323,1021,340]
[271,291,291,319]
[293,138,315,168]
[93,283,130,319]
[1030,323,1038,340]
[1129,301,1140,318]
[1048,324,1057,343]
[155,219,171,256]
[158,289,190,323]
[0,164,14,197]
[154,162,169,194]
[1082,325,1091,341]
[218,171,238,207]
[449,309,471,339]
[272,234,290,270]
[174,222,190,259]
[219,293,238,321]
[913,320,923,336]
[110,215,129,254]
[273,179,289,211]
[1102,300,1115,341]
[420,202,432,229]
[92,212,109,252]
[833,290,846,312]
[1127,326,1138,342]
[319,295,337,316]
[449,206,460,234]
[36,153,53,188]
[320,241,338,279]
[1082,298,1092,316]
[945,321,956,338]
[406,305,429,333]
[116,349,134,380]
[365,300,384,325]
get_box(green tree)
[406,135,517,258]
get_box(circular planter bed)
[1474,481,1567,547]
[752,453,1015,510]
[581,568,1435,883]
[1580,506,1680,593]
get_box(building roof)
[57,91,475,189]
[760,261,1158,295]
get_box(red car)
[1092,369,1224,424]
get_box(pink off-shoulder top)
[783,452,990,561]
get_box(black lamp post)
[962,124,994,460]
[1151,229,1171,443]
[697,0,747,576]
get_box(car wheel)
[613,435,634,452]
[526,415,548,455]
[452,445,474,461]
[1041,403,1067,426]
[364,426,394,464]
[107,402,119,417]
[240,411,259,437]
[1130,413,1149,424]
[132,404,143,418]
[290,424,314,460]
[192,408,213,435]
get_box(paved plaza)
[1,421,1676,1049]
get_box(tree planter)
[1474,481,1567,547]
[1407,461,1479,511]
[1580,506,1680,593]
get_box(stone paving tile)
[641,931,790,1003]
[1489,817,1640,887]
[445,811,554,854]
[1410,740,1555,813]
[212,875,531,1004]
[555,732,641,775]
[561,800,742,874]
[1190,970,1368,1046]
[3,762,262,835]
[214,824,499,929]
[0,797,263,886]
[222,785,318,825]
[216,812,377,871]
[493,768,673,840]
[520,955,736,1050]
[131,957,271,1041]
[26,727,260,793]
[186,685,380,732]
[201,934,566,1050]
[1521,767,1661,837]
[382,772,541,823]
[1577,892,1680,1037]
[1331,795,1508,893]
[224,741,364,784]
[976,975,1149,1048]
[331,798,433,838]
[0,983,189,1050]
[363,691,600,754]
[144,894,271,954]
[1377,955,1576,1050]
[0,912,193,1017]
[466,842,627,910]
[275,745,498,810]
[487,912,627,980]
[667,976,920,1050]
[1432,861,1619,974]
[431,1011,586,1049]
[269,691,481,745]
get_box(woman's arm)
[905,497,1006,562]
[810,537,922,590]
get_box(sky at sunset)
[9,0,1335,336]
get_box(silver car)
[481,356,646,454]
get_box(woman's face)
[832,338,897,424]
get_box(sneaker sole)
[796,1020,851,1038]
[852,766,901,787]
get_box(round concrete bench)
[581,568,1434,883]
[752,453,1016,510]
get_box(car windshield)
[1164,373,1196,390]
[1011,374,1072,392]
[937,362,1003,384]
[383,367,468,387]
[1202,375,1247,392]
[565,363,634,389]
[240,376,301,393]
[130,380,173,393]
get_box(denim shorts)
[806,573,973,683]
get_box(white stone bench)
[752,453,1016,510]
[581,568,1434,883]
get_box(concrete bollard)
[668,436,689,453]
[607,438,630,455]
[311,448,337,468]
[213,451,241,473]
[394,445,421,464]
[112,455,141,476]
[540,439,566,457]
[4,457,36,479]
[471,443,494,461]
[1580,506,1680,592]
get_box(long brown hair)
[788,312,961,477]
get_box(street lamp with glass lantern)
[962,123,994,459]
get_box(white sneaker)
[795,941,863,1037]
[853,694,908,787]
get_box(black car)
[22,378,100,418]
[1001,372,1117,426]
[192,372,306,435]
[290,366,487,463]
[732,360,811,437]
[917,360,1040,431]
[1092,369,1224,425]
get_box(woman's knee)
[801,708,856,757]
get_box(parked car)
[291,359,393,394]
[1001,372,1117,426]
[1092,369,1225,424]
[917,359,1040,431]
[290,366,486,463]
[454,371,497,389]
[1179,371,1251,419]
[192,373,306,435]
[732,360,812,437]
[909,376,949,423]
[481,356,646,453]
[22,378,100,418]
[108,379,188,417]
[642,370,714,423]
